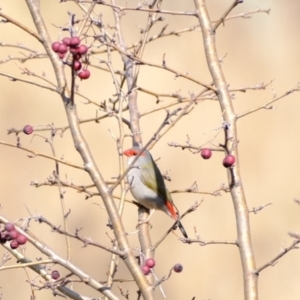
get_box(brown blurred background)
[1,0,300,299]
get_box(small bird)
[123,146,188,238]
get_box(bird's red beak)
[123,148,145,157]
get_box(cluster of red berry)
[51,36,90,80]
[141,258,183,275]
[0,223,28,249]
[200,148,236,168]
[141,258,155,275]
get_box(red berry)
[8,230,19,240]
[10,240,19,249]
[73,61,82,71]
[51,42,61,52]
[78,69,90,80]
[173,264,183,273]
[141,265,150,275]
[201,148,212,159]
[223,155,236,168]
[23,125,33,135]
[77,44,88,55]
[16,234,27,245]
[145,258,155,268]
[62,37,71,46]
[69,47,79,55]
[5,223,15,232]
[70,36,80,47]
[58,44,68,54]
[51,270,60,280]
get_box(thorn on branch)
[17,137,21,147]
[75,227,83,237]
[64,209,71,219]
[181,201,202,219]
[162,170,171,181]
[288,232,300,240]
[249,203,272,214]
[264,105,273,110]
[162,53,166,67]
[186,181,198,192]
[223,122,231,130]
[106,218,113,230]
[294,199,300,205]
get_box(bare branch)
[0,11,42,41]
[194,1,258,299]
[256,240,300,274]
[0,140,85,170]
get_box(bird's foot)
[136,220,153,229]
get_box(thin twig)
[0,141,84,170]
[256,240,300,274]
[0,11,42,41]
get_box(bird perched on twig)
[123,146,188,238]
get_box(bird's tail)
[177,221,188,239]
[166,201,188,238]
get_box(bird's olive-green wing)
[139,157,173,202]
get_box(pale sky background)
[1,1,300,299]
